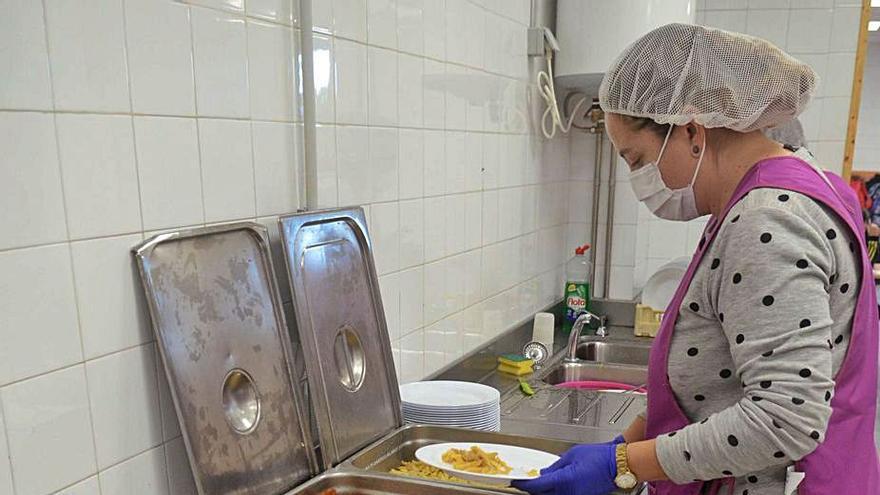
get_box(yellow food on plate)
[441,446,513,475]
[527,468,539,477]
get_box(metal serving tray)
[284,471,501,495]
[133,223,316,495]
[339,425,576,473]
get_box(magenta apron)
[645,156,880,495]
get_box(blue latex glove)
[611,435,625,445]
[512,443,618,495]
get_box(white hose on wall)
[538,48,586,139]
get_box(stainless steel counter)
[432,300,653,444]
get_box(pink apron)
[645,156,880,495]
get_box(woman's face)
[605,113,705,190]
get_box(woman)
[514,24,880,495]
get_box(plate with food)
[414,443,559,486]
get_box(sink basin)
[577,340,652,367]
[542,361,647,386]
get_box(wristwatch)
[614,443,639,490]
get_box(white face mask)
[628,125,706,221]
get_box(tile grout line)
[0,386,16,495]
[0,107,307,125]
[187,4,210,228]
[42,0,102,489]
[0,340,160,391]
[121,0,148,244]
[243,15,260,221]
[0,108,547,138]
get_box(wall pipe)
[298,0,317,210]
[602,137,616,299]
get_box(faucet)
[564,310,606,363]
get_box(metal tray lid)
[279,208,402,469]
[133,223,317,495]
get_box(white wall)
[305,0,574,385]
[619,0,866,300]
[0,0,577,493]
[853,41,880,172]
[698,0,863,175]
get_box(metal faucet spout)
[564,310,605,363]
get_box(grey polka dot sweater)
[654,187,860,494]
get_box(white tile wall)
[45,0,131,112]
[71,234,150,360]
[133,117,204,230]
[0,113,67,250]
[56,114,142,239]
[2,366,97,495]
[0,1,306,492]
[125,0,196,116]
[191,7,249,118]
[1,0,52,110]
[315,0,569,381]
[0,244,83,386]
[198,118,256,221]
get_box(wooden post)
[842,0,872,181]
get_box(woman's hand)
[511,443,617,495]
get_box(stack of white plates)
[400,381,501,432]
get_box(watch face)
[615,472,638,489]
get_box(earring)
[693,146,700,154]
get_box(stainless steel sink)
[576,340,652,367]
[542,361,648,386]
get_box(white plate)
[403,420,500,428]
[402,410,500,419]
[401,381,500,408]
[641,257,689,310]
[415,442,558,486]
[403,404,499,412]
[403,416,499,423]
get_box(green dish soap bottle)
[563,244,592,334]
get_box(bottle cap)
[575,243,591,255]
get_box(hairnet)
[598,23,818,132]
[763,118,807,148]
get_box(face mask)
[628,125,706,221]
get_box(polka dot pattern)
[661,188,859,490]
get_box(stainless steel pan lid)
[279,208,402,470]
[133,223,316,495]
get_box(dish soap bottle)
[563,244,592,334]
